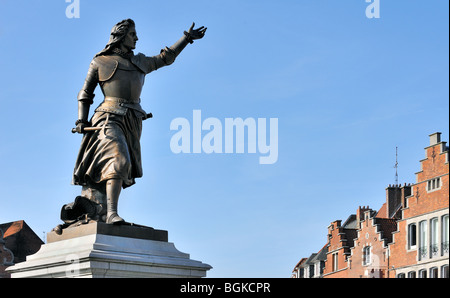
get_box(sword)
[71,113,153,134]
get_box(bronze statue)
[57,19,206,229]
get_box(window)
[363,246,371,266]
[419,221,428,259]
[407,271,416,278]
[418,269,427,278]
[443,215,449,255]
[299,267,304,278]
[332,253,338,272]
[430,267,438,278]
[397,273,406,278]
[427,178,441,192]
[430,218,439,257]
[408,223,417,249]
[441,265,449,278]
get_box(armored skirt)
[73,109,143,189]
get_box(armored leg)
[106,179,125,224]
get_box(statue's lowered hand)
[75,122,89,134]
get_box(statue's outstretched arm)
[142,23,207,73]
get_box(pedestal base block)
[7,222,212,278]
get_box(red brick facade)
[293,133,449,278]
[322,217,358,278]
[388,133,449,278]
[347,208,397,278]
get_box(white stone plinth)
[7,232,212,278]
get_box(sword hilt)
[71,127,102,134]
[71,113,153,134]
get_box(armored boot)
[105,179,125,224]
[106,197,125,224]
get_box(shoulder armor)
[93,56,119,82]
[131,53,152,74]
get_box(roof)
[0,220,25,239]
[0,220,44,264]
[301,253,318,267]
[376,203,388,218]
[342,214,357,229]
[315,244,328,261]
[292,258,308,272]
[303,244,329,266]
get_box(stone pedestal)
[7,222,212,278]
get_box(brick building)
[292,132,449,278]
[388,132,449,278]
[0,220,44,278]
[346,202,399,278]
[321,215,358,278]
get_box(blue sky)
[0,0,448,277]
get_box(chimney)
[356,206,370,228]
[429,132,442,146]
[401,183,412,209]
[386,185,404,219]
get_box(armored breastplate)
[94,55,147,116]
[99,55,145,101]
